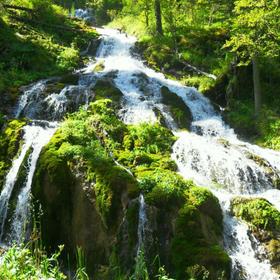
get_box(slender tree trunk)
[154,0,163,35]
[252,56,262,117]
[145,10,149,27]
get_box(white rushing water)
[0,123,57,243]
[88,28,280,279]
[137,194,147,255]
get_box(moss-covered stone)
[231,197,280,272]
[161,86,192,130]
[0,119,26,190]
[31,99,229,279]
[170,187,230,280]
[93,60,105,72]
[231,197,280,232]
[93,79,123,107]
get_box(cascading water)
[9,123,57,243]
[88,28,280,279]
[0,123,56,243]
[2,19,280,278]
[137,194,147,255]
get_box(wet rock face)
[161,86,193,130]
[32,149,139,277]
[93,79,123,107]
[16,75,95,121]
[33,161,110,274]
[15,74,125,122]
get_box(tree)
[225,0,280,116]
[154,0,163,35]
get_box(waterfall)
[9,123,57,243]
[3,22,280,278]
[0,123,56,243]
[88,28,280,279]
[137,194,147,255]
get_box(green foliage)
[75,247,89,280]
[0,245,66,280]
[224,0,280,63]
[131,250,150,280]
[57,46,80,71]
[35,100,137,226]
[156,266,175,280]
[231,197,280,232]
[124,123,175,154]
[226,101,280,149]
[0,2,98,94]
[171,187,229,279]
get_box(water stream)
[90,28,280,279]
[1,20,280,278]
[0,122,56,243]
[137,194,147,255]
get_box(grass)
[0,244,66,280]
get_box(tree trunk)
[145,10,149,27]
[154,0,163,35]
[252,56,262,117]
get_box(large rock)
[161,86,193,130]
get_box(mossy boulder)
[0,119,26,190]
[161,86,192,130]
[171,187,230,280]
[93,60,105,72]
[32,101,139,276]
[31,99,229,279]
[231,197,280,272]
[231,197,280,233]
[93,79,123,107]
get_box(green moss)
[34,100,138,228]
[171,187,229,280]
[124,122,176,154]
[136,168,190,208]
[267,239,280,269]
[93,80,123,107]
[0,4,99,96]
[231,197,280,232]
[93,60,105,72]
[231,197,280,271]
[0,119,26,189]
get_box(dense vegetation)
[0,0,98,113]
